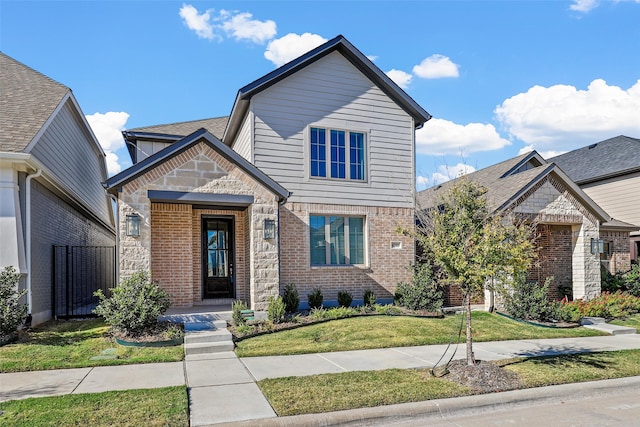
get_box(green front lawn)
[236,312,606,357]
[0,319,183,373]
[610,313,640,330]
[258,349,640,416]
[0,387,188,427]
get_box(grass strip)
[237,312,605,357]
[0,386,188,427]
[610,313,640,330]
[0,319,183,373]
[258,349,640,416]
[258,369,472,416]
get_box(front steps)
[581,317,637,335]
[183,318,235,356]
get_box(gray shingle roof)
[128,117,229,139]
[549,135,640,184]
[0,52,70,152]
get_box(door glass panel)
[206,222,229,278]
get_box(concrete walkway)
[2,334,640,425]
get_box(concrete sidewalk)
[2,334,640,425]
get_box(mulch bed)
[108,321,184,343]
[439,359,523,393]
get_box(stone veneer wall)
[117,141,280,309]
[279,202,414,305]
[512,175,601,300]
[600,231,631,274]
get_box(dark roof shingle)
[0,52,69,152]
[128,117,229,139]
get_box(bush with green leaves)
[93,271,170,337]
[554,291,640,322]
[394,264,443,311]
[267,295,286,324]
[623,265,640,297]
[1,266,27,337]
[601,265,640,297]
[308,287,323,309]
[502,276,557,322]
[232,299,248,325]
[363,289,376,307]
[337,291,353,308]
[282,283,299,313]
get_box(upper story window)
[310,127,366,181]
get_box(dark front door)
[203,218,234,299]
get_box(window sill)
[311,265,371,272]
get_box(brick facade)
[528,224,573,300]
[279,202,414,306]
[600,230,631,274]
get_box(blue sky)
[2,1,639,187]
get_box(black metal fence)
[52,245,116,319]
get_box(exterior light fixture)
[590,238,604,255]
[264,219,276,240]
[126,214,141,237]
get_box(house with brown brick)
[550,136,640,267]
[105,35,431,310]
[417,150,638,307]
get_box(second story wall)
[582,171,640,235]
[249,51,415,209]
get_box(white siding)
[136,141,173,162]
[250,51,415,208]
[29,100,112,226]
[231,110,253,162]
[582,172,640,235]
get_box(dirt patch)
[439,359,522,393]
[108,322,184,343]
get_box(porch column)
[571,222,600,300]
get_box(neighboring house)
[550,136,640,267]
[105,35,431,310]
[0,53,115,325]
[417,150,638,307]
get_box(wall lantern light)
[126,214,141,237]
[590,238,604,255]
[264,219,276,240]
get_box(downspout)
[25,168,43,318]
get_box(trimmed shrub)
[282,283,299,313]
[232,300,248,326]
[554,291,640,322]
[93,271,170,337]
[0,266,27,337]
[337,291,353,308]
[394,264,443,311]
[308,287,323,309]
[267,295,286,324]
[624,265,640,297]
[363,289,376,307]
[503,276,557,322]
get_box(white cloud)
[416,118,511,156]
[179,4,215,40]
[413,54,459,79]
[179,4,276,44]
[264,33,327,67]
[495,79,640,150]
[220,11,276,44]
[366,55,378,62]
[386,69,412,89]
[517,145,566,159]
[570,0,599,12]
[429,163,476,186]
[85,111,129,176]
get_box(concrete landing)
[581,316,637,335]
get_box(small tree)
[1,266,27,337]
[418,179,535,365]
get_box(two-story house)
[105,36,431,310]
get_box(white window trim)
[310,214,368,267]
[305,124,369,184]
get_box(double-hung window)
[310,127,366,181]
[310,215,365,265]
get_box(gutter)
[25,168,43,316]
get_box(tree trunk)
[465,292,475,365]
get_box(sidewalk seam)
[315,353,348,372]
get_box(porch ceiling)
[147,190,254,207]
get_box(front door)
[202,218,234,299]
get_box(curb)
[216,376,640,426]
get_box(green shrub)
[554,291,640,322]
[624,265,640,297]
[267,295,286,324]
[601,265,640,297]
[0,266,27,337]
[282,283,299,313]
[232,300,248,326]
[363,289,376,307]
[503,276,557,322]
[308,287,323,309]
[374,304,403,315]
[337,291,353,308]
[394,264,442,311]
[93,271,170,337]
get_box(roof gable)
[105,128,289,201]
[0,52,70,152]
[223,35,431,143]
[550,135,640,184]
